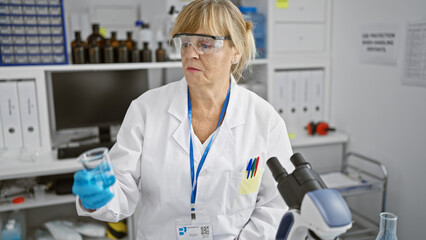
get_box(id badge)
[176,218,213,240]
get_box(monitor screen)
[49,70,149,133]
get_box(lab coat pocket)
[239,170,262,195]
[227,170,260,221]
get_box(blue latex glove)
[72,162,116,210]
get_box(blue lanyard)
[187,82,231,218]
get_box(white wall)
[331,0,426,238]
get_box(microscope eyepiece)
[290,153,309,167]
[267,157,288,181]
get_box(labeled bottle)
[166,6,180,61]
[2,210,25,240]
[155,42,166,62]
[1,220,22,240]
[375,212,398,240]
[103,39,114,63]
[140,23,153,48]
[140,42,152,62]
[87,23,105,48]
[117,41,128,63]
[88,41,101,64]
[166,6,178,37]
[110,31,120,62]
[110,31,120,48]
[71,31,86,64]
[130,46,140,62]
[125,31,136,51]
[135,20,143,49]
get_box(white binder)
[310,70,324,122]
[274,71,287,120]
[17,80,41,148]
[0,112,4,148]
[298,71,312,128]
[285,71,300,135]
[0,81,23,148]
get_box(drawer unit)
[273,0,326,22]
[273,23,325,52]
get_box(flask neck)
[379,212,398,234]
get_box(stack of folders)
[0,79,41,150]
[274,69,324,136]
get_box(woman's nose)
[185,42,200,58]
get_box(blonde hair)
[170,0,256,81]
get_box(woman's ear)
[233,48,242,63]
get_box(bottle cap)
[135,20,143,27]
[6,222,15,230]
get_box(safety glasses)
[172,33,231,55]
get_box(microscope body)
[267,153,352,240]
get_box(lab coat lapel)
[168,76,246,164]
[169,78,190,155]
[204,77,245,168]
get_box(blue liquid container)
[1,221,22,240]
[238,6,266,58]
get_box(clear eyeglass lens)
[173,35,224,55]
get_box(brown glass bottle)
[155,42,166,62]
[130,47,140,62]
[88,41,100,64]
[124,31,136,50]
[71,31,86,64]
[110,31,119,48]
[71,31,86,48]
[87,24,105,48]
[140,42,152,62]
[117,41,128,63]
[110,31,120,62]
[103,39,114,63]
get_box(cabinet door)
[273,0,326,22]
[273,23,325,52]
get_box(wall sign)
[359,24,400,66]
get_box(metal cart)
[320,152,388,240]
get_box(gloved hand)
[72,163,116,210]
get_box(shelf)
[0,150,81,181]
[0,193,75,212]
[0,59,268,73]
[290,131,348,148]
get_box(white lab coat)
[77,75,294,239]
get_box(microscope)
[267,153,353,240]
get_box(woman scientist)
[73,0,294,239]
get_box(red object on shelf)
[12,197,25,204]
[306,121,336,136]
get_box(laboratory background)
[0,0,425,239]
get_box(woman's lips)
[187,67,201,72]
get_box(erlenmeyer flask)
[375,212,398,240]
